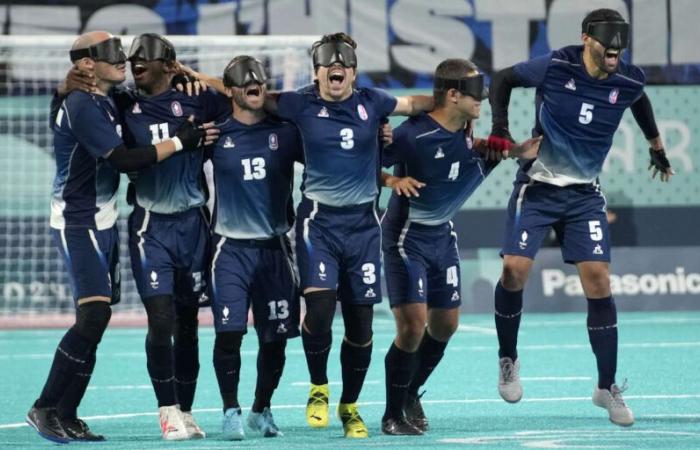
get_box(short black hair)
[311,32,357,53]
[433,58,479,107]
[581,8,625,33]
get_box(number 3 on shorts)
[362,263,376,284]
[588,220,603,241]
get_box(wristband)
[172,136,183,152]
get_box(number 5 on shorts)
[588,220,603,241]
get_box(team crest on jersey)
[269,133,279,150]
[223,136,235,149]
[357,104,368,121]
[565,78,576,91]
[171,101,183,117]
[132,102,142,114]
[317,106,329,118]
[608,88,619,104]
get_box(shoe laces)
[501,360,517,382]
[340,407,363,426]
[308,390,328,406]
[609,379,629,408]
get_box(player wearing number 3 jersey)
[487,8,674,427]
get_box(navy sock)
[302,328,332,386]
[57,347,96,419]
[146,340,176,407]
[213,334,242,411]
[36,327,93,408]
[494,281,523,360]
[407,331,447,396]
[339,340,372,404]
[252,340,287,413]
[174,304,200,412]
[383,343,417,420]
[587,296,618,390]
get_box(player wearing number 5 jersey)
[207,56,303,441]
[263,32,434,438]
[487,8,674,427]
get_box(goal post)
[0,35,316,328]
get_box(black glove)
[487,125,515,152]
[171,73,194,89]
[175,120,206,150]
[648,147,671,172]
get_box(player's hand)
[60,66,96,96]
[172,62,207,96]
[380,121,393,146]
[648,147,674,182]
[386,175,425,197]
[474,137,509,161]
[486,126,515,157]
[510,136,542,160]
[175,116,219,150]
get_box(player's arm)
[630,92,674,182]
[381,172,425,197]
[487,66,522,151]
[174,62,225,96]
[474,136,541,162]
[106,117,219,173]
[392,95,434,116]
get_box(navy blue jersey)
[210,116,302,239]
[51,91,122,229]
[117,89,230,213]
[383,113,496,226]
[514,45,645,185]
[276,85,397,206]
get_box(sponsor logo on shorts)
[519,231,528,250]
[222,305,229,325]
[451,290,460,302]
[276,323,288,334]
[318,262,327,281]
[417,278,424,297]
[150,270,159,289]
[593,244,604,255]
[365,287,377,298]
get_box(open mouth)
[328,68,345,87]
[245,85,261,97]
[604,49,620,64]
[132,63,148,77]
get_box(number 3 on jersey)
[340,128,354,149]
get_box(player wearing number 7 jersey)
[486,8,674,427]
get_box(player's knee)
[502,261,529,290]
[303,290,337,335]
[428,319,458,342]
[144,295,175,345]
[74,301,112,346]
[260,339,287,364]
[342,304,373,345]
[175,304,199,345]
[214,331,244,356]
[396,321,424,352]
[581,268,611,298]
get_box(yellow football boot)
[337,402,368,438]
[306,383,329,428]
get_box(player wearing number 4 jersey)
[207,56,303,441]
[262,32,434,438]
[380,59,540,436]
[487,8,674,427]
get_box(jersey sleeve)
[276,91,305,121]
[512,52,553,88]
[199,90,232,122]
[68,95,123,158]
[367,87,399,117]
[382,122,411,168]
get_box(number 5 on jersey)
[579,103,594,125]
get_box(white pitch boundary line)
[3,393,700,430]
[290,380,380,387]
[457,324,497,335]
[86,385,151,391]
[520,376,591,381]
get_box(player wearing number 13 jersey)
[265,32,434,438]
[487,9,673,427]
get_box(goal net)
[0,35,316,327]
